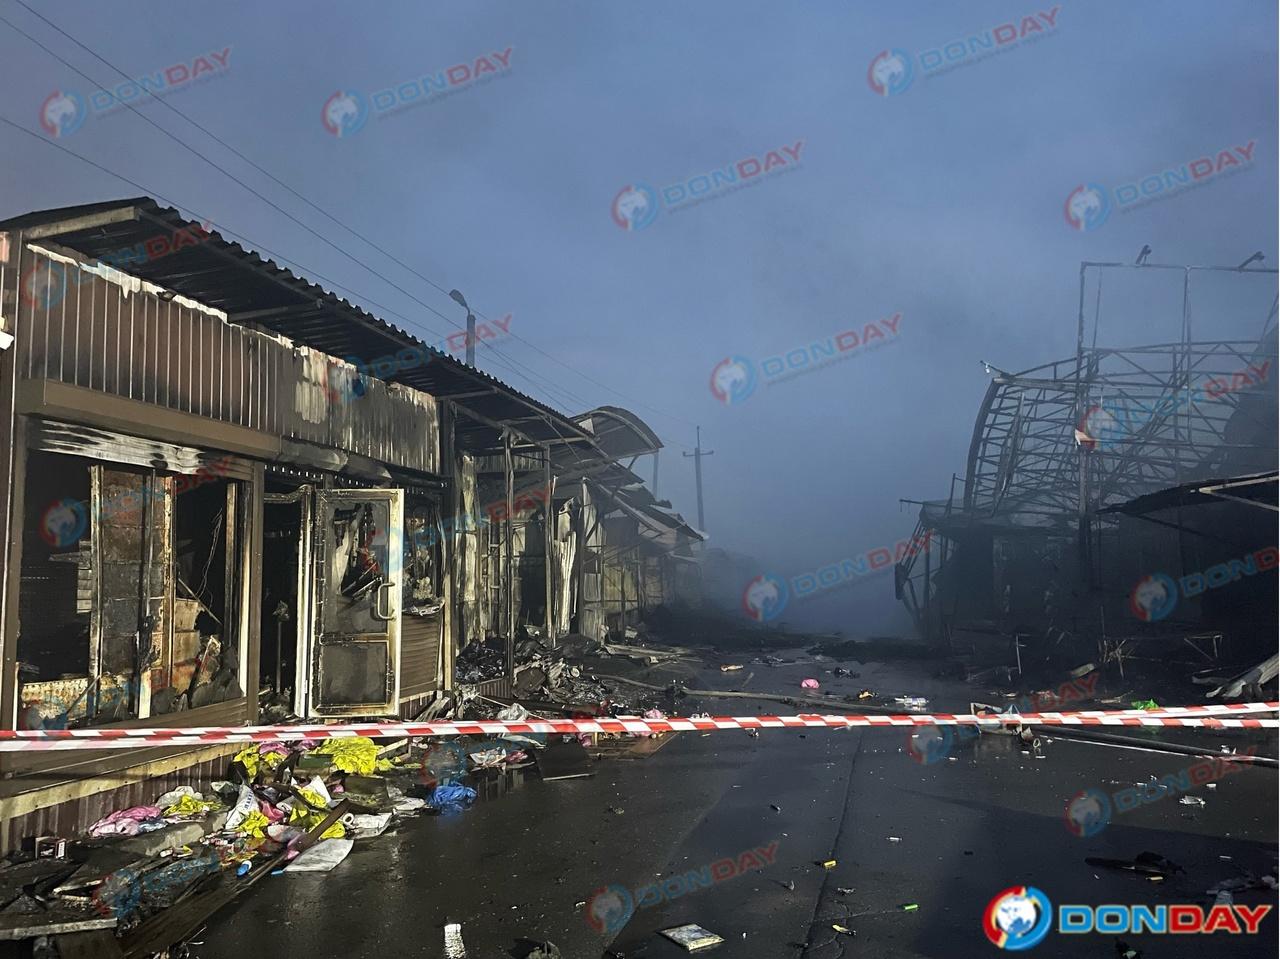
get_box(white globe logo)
[996,894,1038,937]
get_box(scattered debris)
[801,679,820,689]
[1085,852,1183,881]
[659,923,725,951]
[1179,796,1206,807]
[444,921,468,958]
[720,664,744,672]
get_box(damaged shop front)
[0,200,534,848]
[0,199,703,852]
[449,405,704,691]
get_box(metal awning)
[1098,470,1279,516]
[0,198,600,459]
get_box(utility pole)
[682,425,713,531]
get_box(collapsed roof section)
[964,340,1276,528]
[899,259,1278,630]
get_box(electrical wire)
[5,0,697,442]
[0,114,583,412]
[0,8,595,414]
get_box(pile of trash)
[0,735,441,943]
[455,637,508,683]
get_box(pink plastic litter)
[801,678,820,689]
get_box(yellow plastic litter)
[165,794,220,818]
[235,809,272,839]
[311,737,382,775]
[232,746,286,778]
[287,788,345,839]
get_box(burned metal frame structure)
[899,260,1278,645]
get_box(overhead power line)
[5,0,698,443]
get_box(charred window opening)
[403,499,442,614]
[17,450,244,729]
[18,451,93,726]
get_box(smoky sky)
[1,1,1276,635]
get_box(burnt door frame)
[308,488,403,717]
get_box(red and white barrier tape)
[1,702,1276,752]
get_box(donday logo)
[709,356,757,405]
[40,498,88,548]
[322,91,369,138]
[611,183,658,231]
[40,90,86,138]
[1064,788,1112,838]
[867,49,914,96]
[907,722,954,765]
[1064,183,1111,231]
[1130,572,1177,622]
[742,573,788,622]
[586,884,634,934]
[418,741,469,788]
[19,260,68,311]
[984,886,1053,950]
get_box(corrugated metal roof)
[2,197,703,542]
[0,197,593,455]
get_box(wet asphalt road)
[197,656,1278,958]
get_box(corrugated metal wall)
[1,749,234,854]
[14,244,439,474]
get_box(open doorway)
[260,486,311,721]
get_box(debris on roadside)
[801,678,820,689]
[659,923,725,951]
[444,921,468,958]
[1085,851,1183,881]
